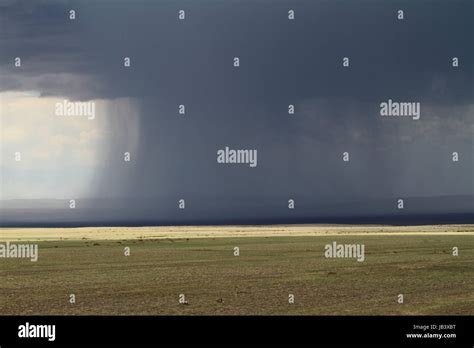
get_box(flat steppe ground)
[1,224,473,315]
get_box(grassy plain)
[1,225,473,315]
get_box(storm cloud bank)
[1,0,473,225]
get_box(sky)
[0,0,473,225]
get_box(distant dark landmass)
[1,195,472,227]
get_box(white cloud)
[0,91,139,199]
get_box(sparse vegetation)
[1,226,473,315]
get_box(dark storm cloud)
[2,0,473,102]
[1,0,473,225]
